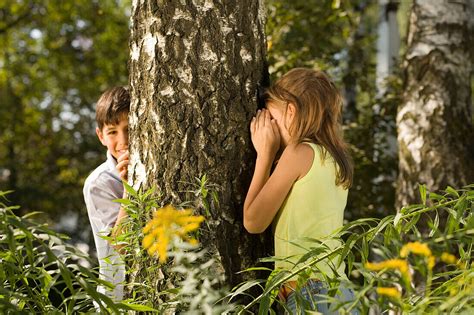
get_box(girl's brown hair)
[264,68,353,188]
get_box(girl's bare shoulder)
[282,142,314,157]
[280,143,314,178]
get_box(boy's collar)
[106,151,121,180]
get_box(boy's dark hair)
[96,86,130,130]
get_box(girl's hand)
[116,150,129,181]
[250,109,280,160]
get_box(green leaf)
[21,211,44,219]
[372,215,395,239]
[123,181,138,198]
[429,211,439,237]
[142,187,156,200]
[429,192,444,201]
[41,268,53,289]
[394,212,402,226]
[298,247,327,264]
[446,186,459,198]
[113,198,132,205]
[455,196,468,223]
[118,302,158,312]
[338,233,359,265]
[347,252,354,273]
[0,190,14,199]
[403,213,420,233]
[228,279,265,301]
[419,184,427,205]
[237,267,273,274]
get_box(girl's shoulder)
[282,142,313,157]
[283,142,318,157]
[281,143,315,180]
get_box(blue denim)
[284,280,359,315]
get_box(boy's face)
[96,116,128,160]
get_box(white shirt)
[83,151,125,301]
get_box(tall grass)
[230,184,474,314]
[2,183,472,314]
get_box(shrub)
[230,185,474,314]
[0,191,153,314]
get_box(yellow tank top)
[273,142,348,280]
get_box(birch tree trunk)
[128,0,269,287]
[396,0,474,207]
[376,0,400,95]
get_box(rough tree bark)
[128,0,270,287]
[396,0,474,208]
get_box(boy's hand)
[250,109,280,161]
[116,150,129,181]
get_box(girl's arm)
[243,110,312,233]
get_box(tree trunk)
[376,0,400,95]
[128,0,270,287]
[396,0,474,208]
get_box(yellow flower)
[366,259,411,281]
[428,256,436,270]
[142,205,205,263]
[400,242,432,258]
[142,233,154,249]
[440,252,457,265]
[376,287,401,299]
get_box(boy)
[83,86,130,301]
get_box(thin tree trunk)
[376,0,400,95]
[128,0,270,287]
[396,0,474,208]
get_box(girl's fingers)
[256,110,262,130]
[259,109,268,128]
[250,117,256,134]
[263,109,269,127]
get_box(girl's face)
[266,101,294,148]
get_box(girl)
[244,68,357,314]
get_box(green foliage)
[3,179,473,313]
[168,243,234,314]
[115,181,473,313]
[0,1,130,229]
[344,73,400,221]
[0,191,139,313]
[116,181,233,313]
[114,183,165,309]
[266,0,372,78]
[266,0,400,220]
[230,185,474,314]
